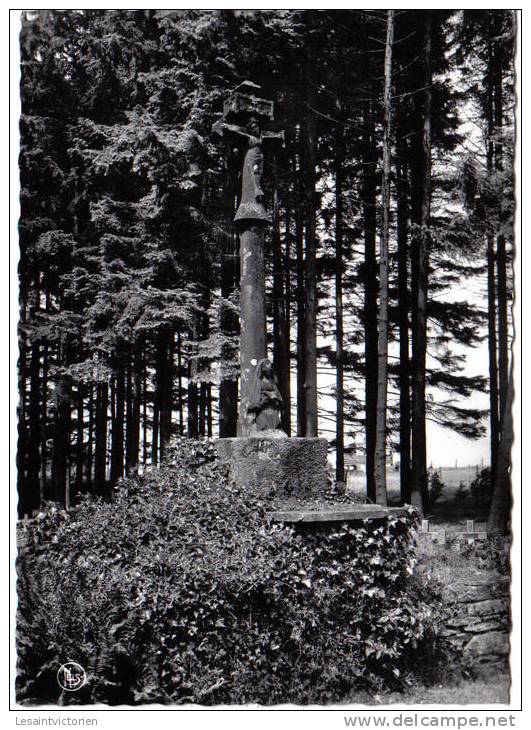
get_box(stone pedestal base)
[214,436,329,499]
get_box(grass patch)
[363,678,510,706]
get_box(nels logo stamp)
[57,662,87,692]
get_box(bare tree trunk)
[177,330,184,436]
[26,286,41,512]
[362,99,378,501]
[75,384,84,491]
[142,348,148,465]
[283,181,292,436]
[485,38,500,483]
[160,329,174,459]
[303,30,319,438]
[497,236,508,413]
[188,315,199,438]
[110,365,125,485]
[86,384,94,487]
[219,169,239,437]
[334,126,345,484]
[152,335,161,463]
[26,280,42,512]
[295,142,306,436]
[411,12,432,516]
[272,181,291,433]
[493,52,509,423]
[126,342,141,473]
[125,352,133,475]
[40,331,49,502]
[207,383,213,437]
[487,360,513,533]
[487,236,500,477]
[94,381,108,494]
[106,384,112,482]
[51,336,72,506]
[397,153,411,504]
[17,290,29,517]
[374,10,394,505]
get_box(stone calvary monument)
[213,81,329,498]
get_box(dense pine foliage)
[17,10,515,520]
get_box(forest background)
[12,9,516,524]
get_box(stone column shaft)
[238,223,267,436]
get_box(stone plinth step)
[267,506,407,524]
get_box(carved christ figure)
[212,117,284,222]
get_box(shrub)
[427,467,445,509]
[453,482,470,507]
[461,536,511,575]
[469,468,492,509]
[17,439,444,706]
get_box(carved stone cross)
[213,81,284,436]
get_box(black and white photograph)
[10,6,521,715]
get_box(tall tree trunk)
[51,337,72,506]
[40,331,49,503]
[26,279,41,513]
[207,384,213,438]
[86,383,94,487]
[272,181,290,433]
[374,10,394,505]
[334,126,345,484]
[487,235,499,478]
[177,330,184,435]
[187,316,199,438]
[302,28,319,437]
[17,291,29,517]
[411,12,432,516]
[94,381,109,494]
[26,339,41,512]
[295,143,306,436]
[485,38,500,482]
[152,336,161,463]
[493,50,509,423]
[106,385,112,480]
[142,348,148,465]
[26,287,41,513]
[126,342,141,473]
[219,168,239,437]
[362,100,378,501]
[110,365,125,485]
[397,152,411,504]
[487,360,513,533]
[125,352,133,474]
[199,382,207,437]
[159,329,174,459]
[75,384,84,491]
[50,383,71,505]
[283,178,292,436]
[497,236,508,414]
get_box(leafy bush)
[469,468,492,509]
[461,536,510,575]
[453,482,470,507]
[427,467,445,509]
[17,439,444,706]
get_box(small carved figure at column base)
[246,359,285,436]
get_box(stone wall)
[441,573,510,677]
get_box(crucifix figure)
[213,81,285,436]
